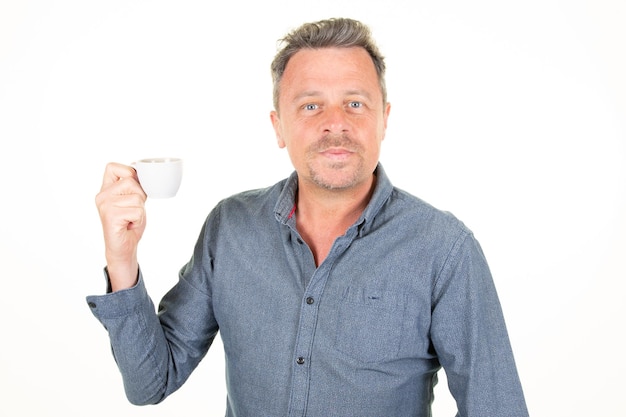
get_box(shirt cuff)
[85,267,149,319]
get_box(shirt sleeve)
[430,231,529,416]
[86,252,219,405]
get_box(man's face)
[270,47,390,191]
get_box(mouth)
[312,134,359,163]
[319,147,355,161]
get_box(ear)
[383,102,391,129]
[270,110,286,148]
[381,102,391,141]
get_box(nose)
[322,105,350,134]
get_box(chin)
[307,160,368,189]
[312,172,363,191]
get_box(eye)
[304,103,319,111]
[348,101,363,109]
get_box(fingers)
[95,162,148,256]
[98,162,146,198]
[97,192,146,229]
[100,162,139,190]
[96,173,147,233]
[96,163,146,216]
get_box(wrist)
[106,261,139,292]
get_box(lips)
[320,147,354,159]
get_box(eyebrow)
[292,91,322,103]
[292,89,373,103]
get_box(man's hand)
[95,162,147,291]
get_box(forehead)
[280,47,380,98]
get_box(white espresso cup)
[132,157,183,198]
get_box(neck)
[296,174,375,223]
[294,173,376,266]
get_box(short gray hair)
[270,17,387,111]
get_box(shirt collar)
[274,163,394,232]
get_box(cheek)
[282,121,310,148]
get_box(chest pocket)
[335,286,407,363]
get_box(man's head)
[269,18,391,193]
[271,18,387,113]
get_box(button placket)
[287,232,355,416]
[288,267,332,416]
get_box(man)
[88,17,529,416]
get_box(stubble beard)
[306,133,364,190]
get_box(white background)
[1,0,624,416]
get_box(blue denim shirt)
[87,164,528,417]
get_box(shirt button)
[306,297,314,305]
[296,357,305,365]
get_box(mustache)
[311,133,360,152]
